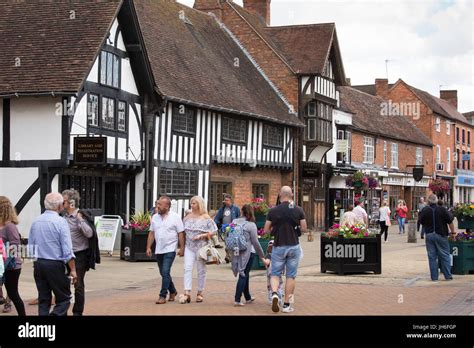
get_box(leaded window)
[87,94,99,127]
[100,50,120,88]
[118,101,126,132]
[172,105,195,134]
[222,117,246,143]
[101,97,115,130]
[263,124,283,148]
[159,169,197,196]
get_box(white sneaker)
[282,305,294,313]
[234,302,245,307]
[271,294,280,313]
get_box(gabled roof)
[227,2,346,83]
[134,0,301,126]
[403,83,470,126]
[338,86,433,147]
[353,80,470,126]
[0,0,121,96]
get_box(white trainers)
[234,302,245,307]
[282,305,294,313]
[271,293,280,313]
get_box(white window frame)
[416,147,423,166]
[391,142,398,168]
[436,145,441,164]
[363,136,374,164]
[383,141,387,167]
[446,120,450,135]
[446,147,451,173]
[435,117,440,132]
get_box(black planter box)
[321,234,382,275]
[120,229,155,262]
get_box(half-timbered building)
[194,0,347,230]
[0,0,300,236]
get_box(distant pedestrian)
[29,193,77,316]
[62,189,93,316]
[341,204,358,226]
[378,200,391,243]
[417,197,427,239]
[418,194,455,281]
[353,199,369,226]
[231,204,269,306]
[264,186,307,313]
[214,194,240,257]
[395,200,408,234]
[179,196,218,304]
[146,196,184,304]
[0,196,26,316]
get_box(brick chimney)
[375,78,389,99]
[243,0,271,26]
[194,0,223,20]
[440,90,458,110]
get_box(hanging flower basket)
[429,179,450,195]
[346,171,378,192]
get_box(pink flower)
[364,231,369,237]
[353,228,360,233]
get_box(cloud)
[179,0,473,112]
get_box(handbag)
[385,216,392,226]
[198,242,222,265]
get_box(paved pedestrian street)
[5,226,473,316]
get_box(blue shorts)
[271,245,301,279]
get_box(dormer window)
[100,50,120,88]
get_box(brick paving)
[4,227,474,316]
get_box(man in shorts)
[264,186,307,313]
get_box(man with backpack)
[264,186,306,313]
[418,194,455,281]
[62,189,98,316]
[214,194,240,262]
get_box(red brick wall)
[455,124,474,171]
[351,131,433,175]
[387,82,454,176]
[220,4,299,109]
[210,164,290,208]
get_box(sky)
[178,0,473,113]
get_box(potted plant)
[120,210,155,262]
[320,223,381,275]
[251,198,271,229]
[453,203,474,229]
[448,230,474,274]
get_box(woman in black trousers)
[0,196,26,316]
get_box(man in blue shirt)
[29,192,77,316]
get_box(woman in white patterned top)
[179,196,218,304]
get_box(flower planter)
[449,241,474,274]
[457,216,474,230]
[251,239,270,270]
[320,234,382,275]
[254,213,267,229]
[120,229,155,262]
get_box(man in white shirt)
[146,196,184,304]
[353,199,369,226]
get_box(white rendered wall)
[129,104,141,161]
[121,57,139,96]
[10,97,62,160]
[0,167,40,237]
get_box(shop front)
[454,169,474,204]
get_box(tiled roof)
[338,86,433,146]
[228,2,343,77]
[134,0,301,126]
[0,0,121,96]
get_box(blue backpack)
[225,222,248,254]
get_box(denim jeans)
[271,245,302,278]
[425,232,452,280]
[397,217,406,233]
[156,252,177,298]
[235,253,254,303]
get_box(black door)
[104,180,125,219]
